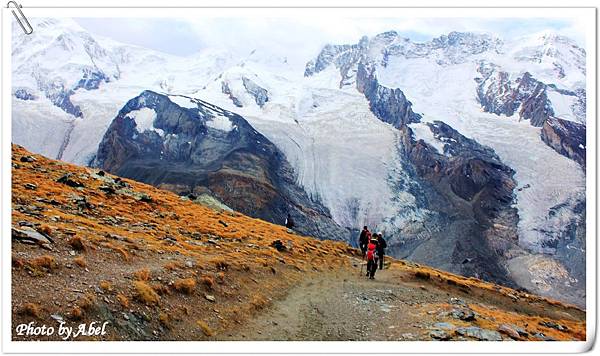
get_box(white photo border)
[1,2,596,354]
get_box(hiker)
[377,232,387,270]
[358,226,371,256]
[366,236,379,279]
[285,213,295,229]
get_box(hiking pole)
[359,251,365,276]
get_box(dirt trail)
[224,259,586,341]
[227,267,437,341]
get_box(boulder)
[456,326,502,341]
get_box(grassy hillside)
[10,144,585,341]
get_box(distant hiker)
[359,226,371,256]
[285,213,295,229]
[376,232,387,270]
[366,237,379,279]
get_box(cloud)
[74,17,585,60]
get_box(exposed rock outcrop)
[305,36,421,127]
[393,121,520,287]
[241,77,269,107]
[541,117,586,169]
[356,62,421,128]
[476,66,553,127]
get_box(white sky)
[74,17,585,60]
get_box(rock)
[24,183,37,190]
[204,294,216,302]
[12,227,53,245]
[433,322,455,330]
[429,329,452,340]
[539,320,568,332]
[456,326,502,341]
[18,221,35,228]
[99,185,116,194]
[138,194,153,203]
[356,62,421,128]
[20,155,36,162]
[450,308,476,321]
[56,174,84,188]
[40,243,53,251]
[185,260,194,268]
[270,240,287,252]
[401,333,415,340]
[532,332,556,341]
[50,314,64,322]
[242,77,269,107]
[498,324,521,339]
[541,117,585,168]
[515,326,529,337]
[449,297,467,306]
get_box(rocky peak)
[94,91,350,242]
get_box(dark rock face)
[221,82,243,107]
[541,117,586,168]
[394,121,520,287]
[45,84,84,118]
[305,36,420,128]
[13,88,35,101]
[476,63,587,168]
[356,62,421,128]
[74,68,110,91]
[241,77,269,107]
[94,90,349,242]
[34,68,111,118]
[476,67,553,127]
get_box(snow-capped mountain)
[11,19,587,306]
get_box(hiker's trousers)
[367,258,378,278]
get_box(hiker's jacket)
[359,230,370,246]
[377,236,387,255]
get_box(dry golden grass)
[68,236,86,251]
[163,261,182,271]
[210,257,229,271]
[151,283,170,296]
[73,256,86,268]
[249,294,269,311]
[134,268,151,281]
[173,278,196,294]
[12,255,24,269]
[116,294,130,308]
[200,275,215,290]
[133,281,160,305]
[29,255,57,270]
[38,224,53,236]
[216,272,225,284]
[79,292,96,312]
[22,303,41,318]
[70,306,83,320]
[196,320,213,337]
[159,312,172,329]
[99,280,112,292]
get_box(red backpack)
[366,242,377,261]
